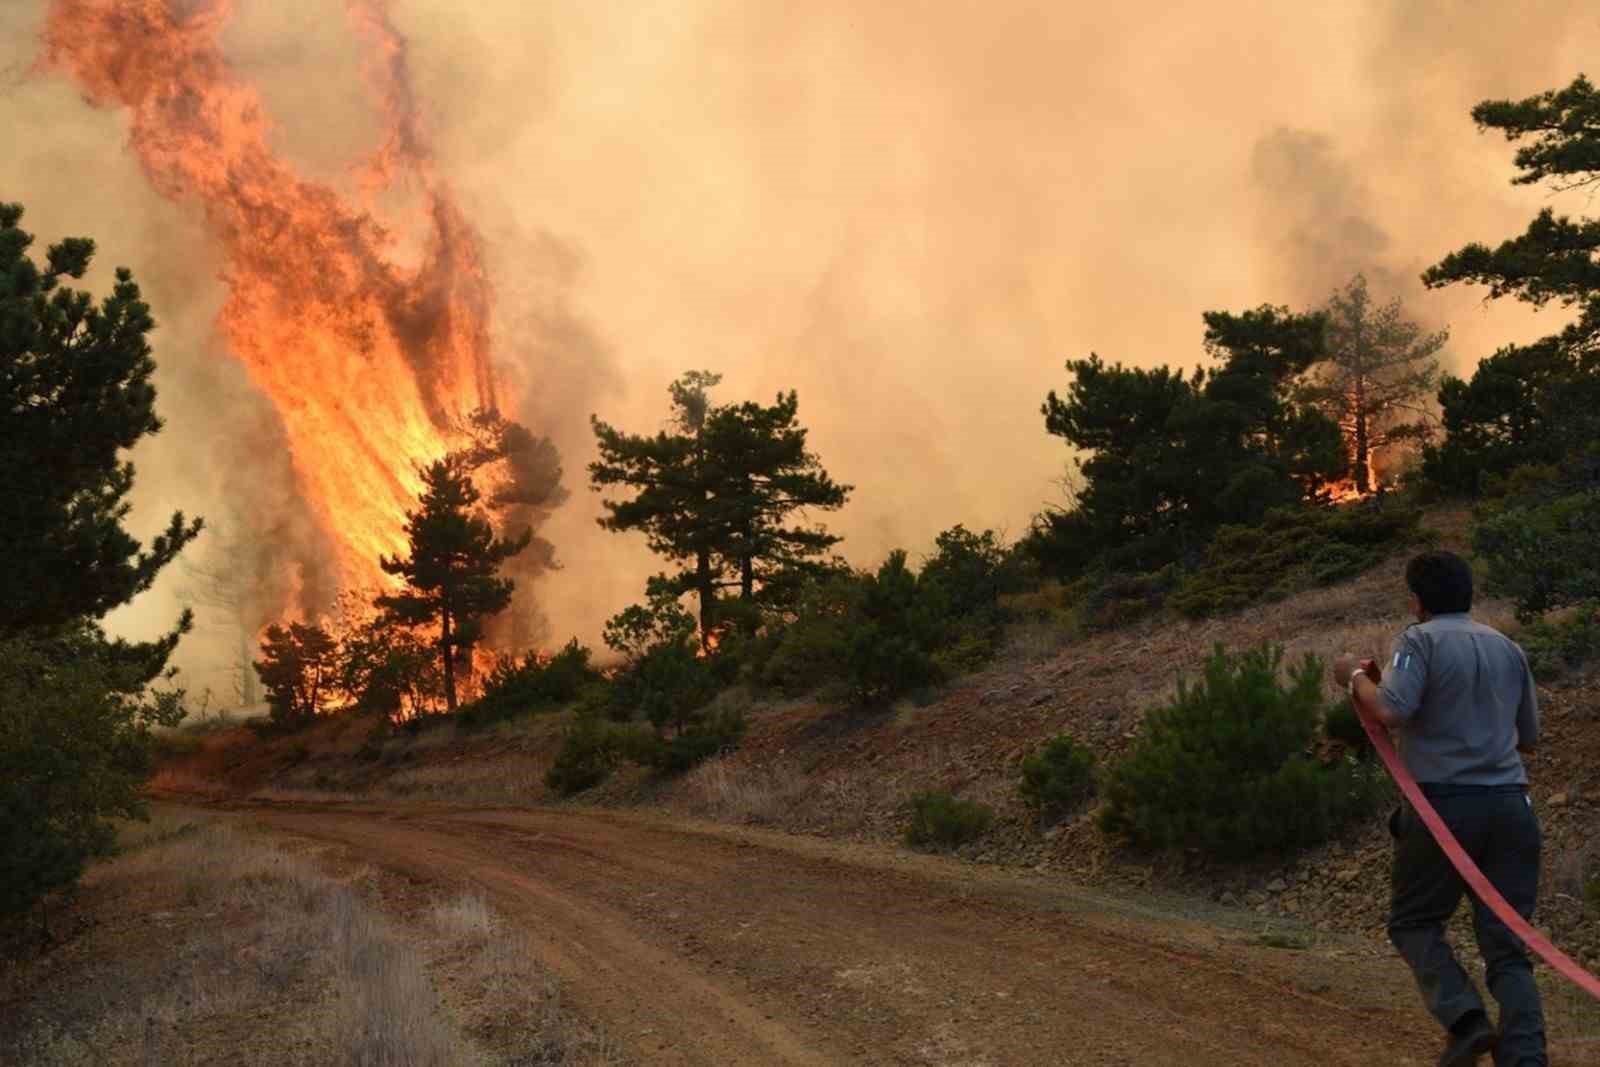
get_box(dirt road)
[216,800,1492,1065]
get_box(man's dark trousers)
[1388,784,1546,1067]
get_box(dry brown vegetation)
[144,510,1600,980]
[0,813,620,1067]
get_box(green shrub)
[905,790,994,849]
[1476,463,1566,517]
[1515,606,1600,681]
[919,525,1035,623]
[1,630,183,919]
[748,541,1024,702]
[610,639,719,732]
[649,707,748,775]
[459,639,602,727]
[930,630,998,677]
[1070,565,1180,631]
[1019,734,1096,815]
[1475,490,1600,619]
[1171,505,1422,618]
[846,552,947,703]
[1322,698,1373,757]
[999,582,1075,625]
[761,554,950,704]
[1100,644,1387,860]
[544,717,637,796]
[758,575,859,695]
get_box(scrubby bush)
[1100,644,1387,860]
[458,639,603,728]
[1,630,184,919]
[755,573,858,695]
[905,790,994,849]
[1021,506,1120,580]
[1322,698,1373,757]
[647,706,748,775]
[613,640,719,732]
[845,552,947,703]
[1019,734,1096,815]
[544,716,656,796]
[1171,505,1422,618]
[338,619,441,721]
[919,525,1035,623]
[1515,606,1600,681]
[1069,565,1180,631]
[758,553,953,705]
[602,578,723,731]
[1475,489,1600,619]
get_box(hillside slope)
[155,510,1600,1001]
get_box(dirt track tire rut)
[225,802,1440,1065]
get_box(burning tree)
[1302,275,1444,494]
[254,622,340,727]
[376,458,532,713]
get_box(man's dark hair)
[1406,550,1473,615]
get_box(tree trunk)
[740,522,754,603]
[238,623,258,707]
[441,609,457,713]
[696,547,714,644]
[1353,378,1371,494]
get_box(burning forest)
[41,0,562,637]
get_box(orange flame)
[43,0,508,614]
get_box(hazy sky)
[3,1,1597,692]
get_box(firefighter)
[1333,550,1544,1067]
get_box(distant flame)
[44,0,507,616]
[1320,451,1381,503]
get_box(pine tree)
[376,459,531,712]
[591,372,722,638]
[1039,306,1344,573]
[703,391,850,613]
[0,203,201,651]
[0,204,196,922]
[1422,75,1600,492]
[590,372,850,640]
[254,622,340,726]
[1303,275,1444,493]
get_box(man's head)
[1405,550,1473,620]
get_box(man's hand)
[1332,653,1381,688]
[1337,654,1404,728]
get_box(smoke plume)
[3,1,1599,695]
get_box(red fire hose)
[1355,671,1600,1001]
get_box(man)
[1333,549,1544,1067]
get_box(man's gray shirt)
[1377,613,1539,786]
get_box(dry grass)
[678,742,1001,841]
[145,764,233,799]
[1,816,619,1067]
[381,756,548,806]
[426,891,622,1066]
[678,756,811,826]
